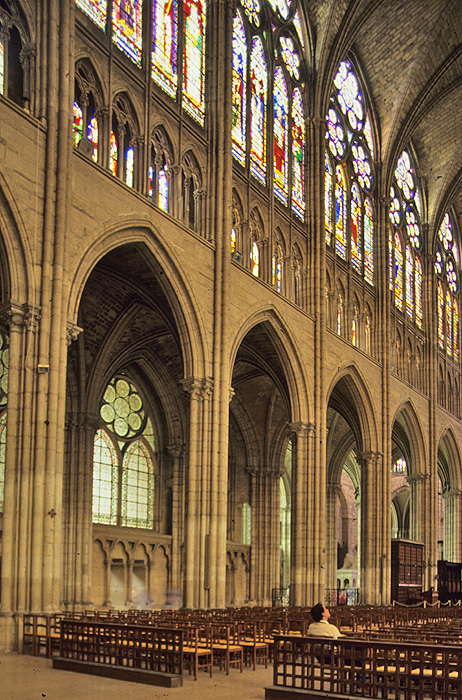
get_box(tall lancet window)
[389,149,423,328]
[325,59,375,283]
[435,212,460,360]
[232,0,307,219]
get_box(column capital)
[167,443,185,459]
[0,301,40,330]
[67,322,83,346]
[181,376,213,400]
[406,472,430,485]
[287,421,315,437]
[359,450,382,468]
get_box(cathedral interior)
[1,0,462,653]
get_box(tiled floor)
[1,652,274,700]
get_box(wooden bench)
[52,619,183,687]
[265,635,462,700]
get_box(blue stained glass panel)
[250,36,267,184]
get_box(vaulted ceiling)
[306,0,462,241]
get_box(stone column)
[248,464,283,606]
[359,451,386,604]
[289,422,311,605]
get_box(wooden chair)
[209,623,243,674]
[237,622,268,670]
[182,627,213,680]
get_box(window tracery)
[389,148,423,329]
[435,212,460,363]
[92,376,156,529]
[325,58,375,285]
[232,0,306,220]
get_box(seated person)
[308,603,342,639]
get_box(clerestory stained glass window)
[435,212,460,360]
[233,0,306,220]
[389,148,423,326]
[250,36,267,184]
[152,0,179,98]
[232,10,247,166]
[325,58,375,284]
[93,376,156,529]
[76,0,108,30]
[273,67,289,204]
[112,0,143,66]
[183,0,206,125]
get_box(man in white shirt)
[308,603,342,638]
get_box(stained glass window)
[125,146,134,187]
[405,245,414,318]
[335,166,347,259]
[454,299,459,360]
[273,67,288,204]
[436,212,460,357]
[110,131,118,176]
[232,10,247,166]
[446,289,453,356]
[122,440,154,528]
[390,148,423,322]
[326,58,374,286]
[250,36,267,184]
[364,198,373,285]
[389,230,393,291]
[334,60,364,131]
[351,183,362,274]
[152,0,178,98]
[415,256,422,329]
[291,88,305,219]
[76,0,108,30]
[272,244,283,292]
[325,153,333,245]
[393,457,406,474]
[182,0,206,125]
[251,239,259,276]
[231,228,237,253]
[158,167,168,211]
[87,116,99,162]
[438,282,444,349]
[352,318,356,346]
[93,377,156,529]
[112,0,143,66]
[92,429,119,525]
[0,39,4,95]
[73,102,83,146]
[241,0,261,26]
[394,232,403,311]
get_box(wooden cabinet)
[391,539,424,603]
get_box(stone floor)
[1,652,274,700]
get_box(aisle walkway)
[1,652,274,700]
